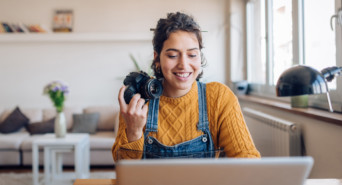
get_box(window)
[246,0,342,111]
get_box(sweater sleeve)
[112,114,144,162]
[214,83,260,158]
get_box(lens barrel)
[123,71,163,104]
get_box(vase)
[55,112,67,138]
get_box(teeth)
[175,73,190,77]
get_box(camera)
[123,71,163,104]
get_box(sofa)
[0,105,119,167]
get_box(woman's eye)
[168,55,177,58]
[189,55,197,58]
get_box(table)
[32,133,90,185]
[73,179,342,185]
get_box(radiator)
[242,107,303,156]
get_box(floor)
[0,165,115,173]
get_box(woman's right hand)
[118,85,148,142]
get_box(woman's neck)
[162,81,195,98]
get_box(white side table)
[32,133,90,185]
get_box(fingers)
[118,85,127,111]
[127,94,145,113]
[136,98,146,110]
[142,103,148,114]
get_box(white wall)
[0,0,228,109]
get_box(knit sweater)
[112,82,260,161]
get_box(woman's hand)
[118,85,148,142]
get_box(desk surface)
[74,179,342,185]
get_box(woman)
[112,12,260,161]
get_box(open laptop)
[116,157,313,185]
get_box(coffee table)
[32,133,90,185]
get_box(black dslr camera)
[123,71,163,104]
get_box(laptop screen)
[116,157,313,185]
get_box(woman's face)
[156,30,201,98]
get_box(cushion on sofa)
[0,132,30,149]
[21,108,43,123]
[83,106,118,131]
[89,131,116,149]
[0,107,30,133]
[43,107,82,130]
[72,113,99,134]
[26,117,55,135]
[1,108,43,124]
[0,108,4,122]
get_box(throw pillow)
[26,117,55,135]
[0,107,30,134]
[71,113,99,134]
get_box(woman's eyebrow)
[165,48,199,52]
[187,48,199,51]
[165,48,179,52]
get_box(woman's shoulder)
[205,81,234,94]
[204,81,237,102]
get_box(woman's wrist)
[126,129,143,143]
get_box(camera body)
[123,71,163,104]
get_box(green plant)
[129,53,153,75]
[43,81,69,113]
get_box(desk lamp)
[275,65,342,112]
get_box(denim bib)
[142,81,215,159]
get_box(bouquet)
[43,81,69,113]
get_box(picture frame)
[52,9,73,32]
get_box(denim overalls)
[142,81,216,159]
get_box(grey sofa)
[0,105,119,166]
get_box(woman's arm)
[111,85,148,161]
[112,115,145,161]
[208,82,260,158]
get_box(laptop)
[116,157,313,185]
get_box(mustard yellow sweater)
[112,82,260,161]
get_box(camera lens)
[145,79,163,99]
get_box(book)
[2,22,13,33]
[10,23,24,33]
[0,23,5,33]
[18,23,30,33]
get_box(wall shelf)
[0,32,153,43]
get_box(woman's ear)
[153,51,158,61]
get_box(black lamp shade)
[276,65,328,97]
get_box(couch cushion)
[83,106,119,131]
[72,113,99,134]
[0,132,30,149]
[0,108,4,121]
[0,107,30,133]
[1,108,43,124]
[89,131,116,150]
[20,134,50,150]
[26,117,55,135]
[43,107,82,130]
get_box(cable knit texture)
[112,82,260,161]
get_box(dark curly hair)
[151,12,206,80]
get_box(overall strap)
[197,81,210,132]
[144,98,160,138]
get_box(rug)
[0,171,116,185]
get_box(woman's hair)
[151,12,206,80]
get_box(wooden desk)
[74,179,342,185]
[74,179,116,185]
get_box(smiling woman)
[112,12,260,161]
[158,31,202,97]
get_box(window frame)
[245,0,342,112]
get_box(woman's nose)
[177,55,187,68]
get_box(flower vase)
[55,112,67,138]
